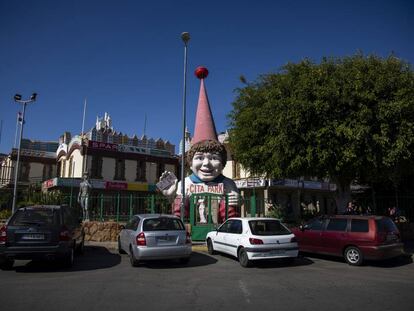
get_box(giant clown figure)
[159,66,240,223]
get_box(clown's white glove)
[157,171,178,198]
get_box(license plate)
[21,234,45,240]
[269,249,285,256]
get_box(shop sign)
[57,178,80,187]
[88,141,118,151]
[235,178,266,188]
[43,178,57,188]
[271,179,299,187]
[303,181,322,189]
[118,144,148,154]
[20,149,55,159]
[106,181,127,190]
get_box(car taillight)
[290,236,297,243]
[0,225,7,244]
[249,238,263,245]
[185,231,191,244]
[136,232,146,246]
[59,226,71,241]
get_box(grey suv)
[0,205,85,269]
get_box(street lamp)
[180,32,190,221]
[12,93,37,213]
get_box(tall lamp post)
[12,93,37,213]
[180,32,190,221]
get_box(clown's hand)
[157,171,178,198]
[227,190,241,206]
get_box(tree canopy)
[228,54,414,211]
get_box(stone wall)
[83,221,123,242]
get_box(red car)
[291,215,404,266]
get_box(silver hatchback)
[118,214,192,267]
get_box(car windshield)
[249,220,291,236]
[9,208,59,226]
[143,217,185,231]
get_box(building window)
[114,158,125,180]
[90,156,103,179]
[233,161,241,179]
[136,160,146,182]
[42,164,54,180]
[68,157,73,177]
[61,160,66,177]
[19,162,30,182]
[157,162,165,179]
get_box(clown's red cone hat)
[191,66,218,144]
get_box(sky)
[0,0,413,154]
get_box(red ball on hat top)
[195,66,209,79]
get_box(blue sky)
[0,0,413,154]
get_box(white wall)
[71,150,84,177]
[29,163,43,181]
[146,162,157,184]
[102,157,115,180]
[125,160,136,182]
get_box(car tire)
[179,257,190,265]
[63,246,75,268]
[238,247,251,268]
[129,246,139,267]
[118,237,126,254]
[0,258,14,270]
[344,246,363,266]
[207,239,216,255]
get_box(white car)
[206,217,298,267]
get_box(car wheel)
[63,246,75,268]
[0,258,14,270]
[129,246,139,267]
[238,247,251,268]
[179,257,190,264]
[118,237,126,254]
[207,239,216,255]
[344,246,363,266]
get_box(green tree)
[228,54,414,212]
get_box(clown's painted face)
[191,152,223,182]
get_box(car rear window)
[143,217,185,231]
[249,220,291,236]
[350,219,369,232]
[326,219,347,231]
[9,208,59,226]
[376,218,398,233]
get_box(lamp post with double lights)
[12,93,37,213]
[180,32,190,221]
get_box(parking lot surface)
[1,244,413,311]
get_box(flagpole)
[81,98,87,136]
[81,98,87,175]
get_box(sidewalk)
[85,241,208,252]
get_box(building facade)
[0,139,58,188]
[43,113,179,197]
